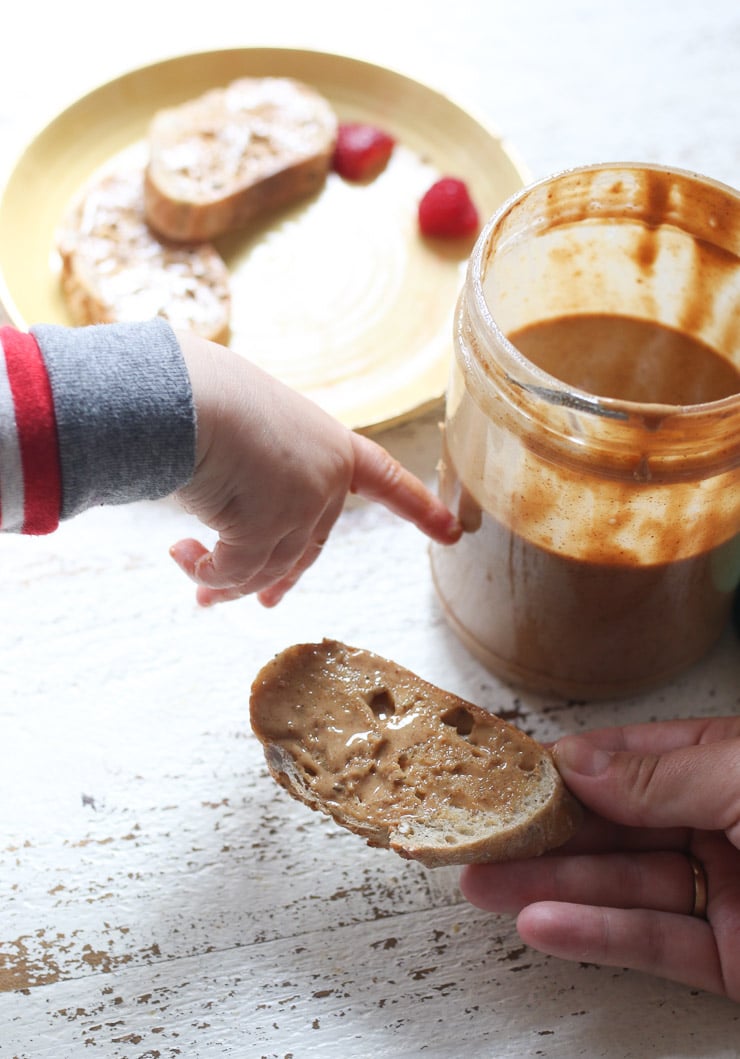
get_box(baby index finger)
[349,434,461,544]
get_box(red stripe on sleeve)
[0,327,61,534]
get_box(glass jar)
[430,163,740,700]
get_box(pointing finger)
[349,433,461,544]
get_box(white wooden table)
[2,2,740,1056]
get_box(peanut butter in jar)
[430,164,740,700]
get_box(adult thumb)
[552,733,740,845]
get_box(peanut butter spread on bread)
[250,640,581,867]
[260,645,540,822]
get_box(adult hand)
[170,331,460,606]
[460,716,740,999]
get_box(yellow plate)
[0,48,527,432]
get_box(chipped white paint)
[2,2,740,1055]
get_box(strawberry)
[418,177,480,238]
[332,123,396,181]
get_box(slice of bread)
[144,77,338,242]
[249,639,582,868]
[57,167,231,343]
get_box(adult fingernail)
[554,735,612,777]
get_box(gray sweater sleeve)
[31,319,196,520]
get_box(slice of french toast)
[57,166,231,343]
[144,76,338,242]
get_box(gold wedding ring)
[687,853,709,919]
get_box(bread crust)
[144,77,338,242]
[250,640,582,868]
[57,167,231,343]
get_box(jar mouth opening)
[468,161,740,423]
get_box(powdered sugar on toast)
[57,167,231,342]
[144,77,338,242]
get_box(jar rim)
[467,161,740,425]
